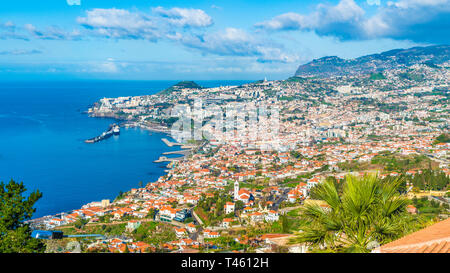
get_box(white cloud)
[364,0,450,42]
[255,0,450,43]
[67,0,81,6]
[88,59,124,73]
[97,62,118,73]
[24,24,81,40]
[0,6,302,66]
[3,21,15,29]
[0,21,29,40]
[367,0,381,5]
[256,0,365,40]
[76,8,296,62]
[153,7,213,28]
[77,8,160,41]
[0,49,42,55]
[77,7,213,42]
[176,28,299,63]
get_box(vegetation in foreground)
[292,174,426,253]
[0,179,45,253]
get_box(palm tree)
[291,174,418,253]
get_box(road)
[56,216,187,230]
[272,188,290,210]
[55,217,156,229]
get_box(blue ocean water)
[0,80,251,218]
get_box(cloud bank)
[171,28,298,63]
[255,0,450,43]
[0,49,43,55]
[75,7,296,63]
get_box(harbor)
[153,138,195,163]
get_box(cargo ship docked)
[85,124,120,143]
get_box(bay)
[0,80,251,218]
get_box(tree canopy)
[0,179,45,253]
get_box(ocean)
[0,80,251,218]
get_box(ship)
[113,124,120,135]
[85,124,120,143]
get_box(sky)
[0,0,449,81]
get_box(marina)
[155,138,194,163]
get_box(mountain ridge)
[295,45,450,77]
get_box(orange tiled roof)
[261,234,290,240]
[376,218,450,253]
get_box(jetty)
[161,138,183,147]
[162,149,191,156]
[154,156,185,163]
[161,138,196,149]
[85,124,120,143]
[124,121,171,133]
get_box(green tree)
[115,190,124,201]
[433,133,450,144]
[292,174,417,253]
[235,200,245,211]
[280,215,293,233]
[74,218,89,230]
[147,208,156,219]
[0,179,45,253]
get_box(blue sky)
[0,0,448,80]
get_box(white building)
[224,202,235,214]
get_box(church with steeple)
[233,181,253,203]
[234,181,239,201]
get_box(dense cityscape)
[23,45,450,253]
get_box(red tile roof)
[376,218,450,253]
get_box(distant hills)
[159,81,202,95]
[295,45,450,77]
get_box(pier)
[161,138,183,147]
[162,149,191,156]
[161,138,196,149]
[155,149,192,162]
[154,156,185,163]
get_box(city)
[26,45,450,253]
[1,1,449,267]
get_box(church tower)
[234,181,239,200]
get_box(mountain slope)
[295,45,450,77]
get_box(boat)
[113,124,120,135]
[85,123,120,143]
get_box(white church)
[233,181,252,203]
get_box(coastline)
[29,115,188,224]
